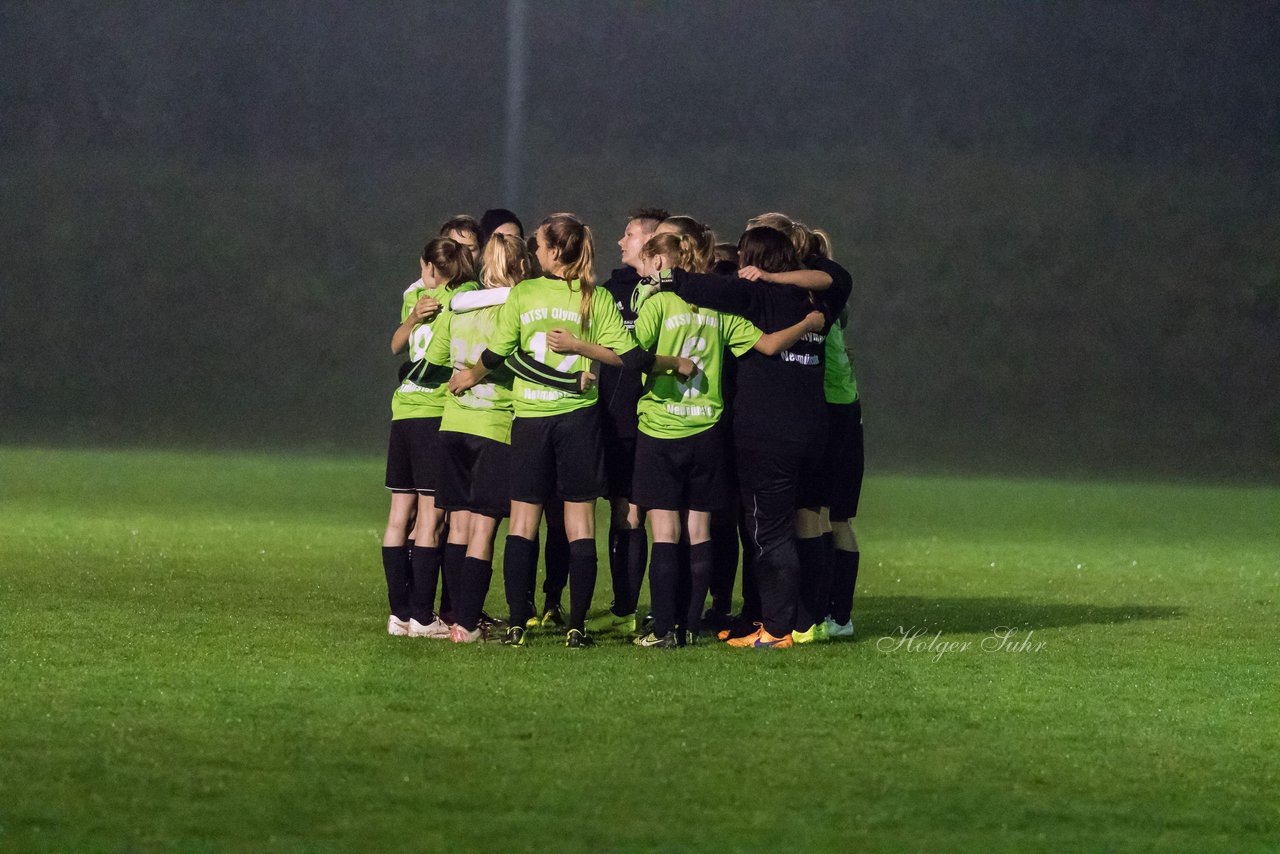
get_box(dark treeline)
[2,1,1277,478]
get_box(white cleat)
[409,617,453,639]
[450,623,484,644]
[387,615,411,636]
[824,617,854,638]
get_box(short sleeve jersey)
[488,275,636,417]
[823,320,859,404]
[425,297,516,444]
[632,291,762,439]
[390,280,479,420]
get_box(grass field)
[1,446,1277,852]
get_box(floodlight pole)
[504,0,528,213]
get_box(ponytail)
[540,212,597,329]
[422,237,476,288]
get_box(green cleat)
[793,626,817,644]
[589,611,636,636]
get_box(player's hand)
[803,310,826,332]
[738,265,772,283]
[547,328,580,354]
[412,296,441,322]
[448,367,480,395]
[578,371,597,393]
[673,357,697,380]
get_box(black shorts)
[825,401,865,520]
[436,430,512,518]
[384,416,441,495]
[632,426,729,513]
[509,406,607,504]
[602,430,636,500]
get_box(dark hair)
[422,237,477,288]
[438,214,481,247]
[711,243,739,277]
[629,207,671,227]
[736,226,799,274]
[479,208,524,245]
[525,234,543,276]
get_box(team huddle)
[380,207,863,649]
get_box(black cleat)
[633,630,678,648]
[565,629,594,649]
[540,602,566,628]
[502,626,527,647]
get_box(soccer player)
[590,206,669,636]
[627,233,825,647]
[478,209,524,247]
[439,214,482,263]
[424,233,531,642]
[653,225,851,647]
[448,213,668,647]
[385,237,478,638]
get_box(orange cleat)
[726,626,793,648]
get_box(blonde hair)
[480,233,532,289]
[540,212,596,328]
[659,215,715,272]
[641,233,699,271]
[745,212,833,260]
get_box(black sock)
[794,535,829,633]
[567,538,598,632]
[607,526,628,616]
[408,545,441,624]
[648,542,679,637]
[709,521,738,615]
[685,541,715,634]
[675,540,692,632]
[525,533,539,609]
[828,549,860,625]
[544,521,570,605]
[624,527,647,617]
[503,535,538,627]
[457,556,494,631]
[440,543,466,620]
[381,545,411,621]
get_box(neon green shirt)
[823,320,859,404]
[390,280,479,420]
[425,294,516,444]
[489,275,636,417]
[632,291,761,439]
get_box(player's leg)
[382,419,417,635]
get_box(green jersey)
[425,294,516,444]
[823,320,859,404]
[390,280,478,420]
[632,291,762,439]
[489,275,636,417]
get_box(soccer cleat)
[502,626,527,646]
[525,614,541,629]
[590,611,637,636]
[540,602,566,628]
[812,620,830,642]
[387,615,410,636]
[682,629,700,647]
[408,617,453,639]
[450,623,484,644]
[718,620,762,642]
[824,617,854,638]
[565,629,595,649]
[632,630,677,648]
[793,626,816,644]
[726,627,793,648]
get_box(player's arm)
[391,295,441,354]
[752,311,826,356]
[546,329,623,367]
[660,268,763,320]
[738,266,832,290]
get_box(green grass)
[1,447,1277,852]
